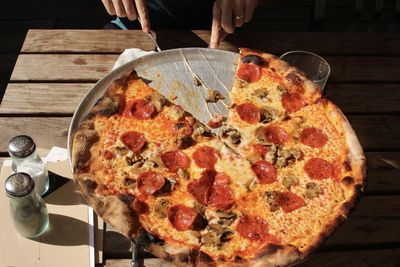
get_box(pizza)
[72,48,366,266]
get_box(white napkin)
[112,48,155,70]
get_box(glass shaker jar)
[5,172,49,238]
[8,135,49,196]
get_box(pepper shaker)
[8,135,50,196]
[5,172,49,238]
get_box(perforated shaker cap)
[8,135,36,158]
[5,172,34,198]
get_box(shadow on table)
[43,172,86,206]
[155,30,209,50]
[32,213,101,246]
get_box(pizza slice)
[221,48,322,158]
[72,70,214,174]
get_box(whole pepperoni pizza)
[72,48,366,266]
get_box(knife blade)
[137,18,162,52]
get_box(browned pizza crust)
[72,70,137,173]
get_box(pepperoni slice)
[103,150,114,160]
[161,150,191,172]
[120,131,146,152]
[275,192,305,213]
[236,103,261,124]
[214,173,230,186]
[168,204,198,231]
[192,146,219,169]
[262,125,288,145]
[252,160,277,184]
[236,215,269,242]
[237,63,262,83]
[131,99,155,120]
[304,158,333,180]
[205,184,234,210]
[282,92,306,113]
[187,170,216,205]
[137,171,165,195]
[130,198,149,214]
[300,127,328,148]
[252,144,268,156]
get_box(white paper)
[112,48,155,70]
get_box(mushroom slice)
[201,231,220,246]
[260,107,277,123]
[170,105,185,120]
[221,127,241,145]
[265,191,280,212]
[192,123,212,140]
[177,168,190,180]
[305,182,324,199]
[252,88,268,100]
[145,94,166,112]
[206,89,225,103]
[153,198,169,218]
[276,148,303,168]
[282,175,299,189]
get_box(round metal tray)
[67,48,239,167]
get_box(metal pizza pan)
[67,47,239,167]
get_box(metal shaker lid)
[8,135,36,157]
[5,172,34,198]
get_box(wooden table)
[1,29,400,267]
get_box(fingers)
[210,3,223,48]
[135,0,151,32]
[244,0,258,22]
[220,1,235,34]
[102,0,116,15]
[112,0,127,17]
[122,0,137,21]
[234,0,245,27]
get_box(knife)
[137,18,162,52]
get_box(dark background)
[0,0,399,101]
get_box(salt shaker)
[5,172,49,238]
[8,135,50,196]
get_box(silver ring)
[235,15,244,20]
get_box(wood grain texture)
[10,54,118,82]
[0,117,70,151]
[102,196,400,259]
[103,248,400,267]
[21,30,400,56]
[1,83,400,114]
[0,83,91,114]
[10,54,400,83]
[325,84,400,113]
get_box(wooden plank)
[349,115,400,150]
[0,83,92,114]
[21,30,400,56]
[21,30,156,53]
[103,196,400,259]
[0,117,70,151]
[10,54,118,82]
[326,56,400,82]
[325,84,400,113]
[298,249,400,267]
[366,152,400,194]
[0,115,399,151]
[104,248,400,267]
[10,54,400,83]
[2,83,400,115]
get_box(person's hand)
[210,0,258,48]
[102,0,151,32]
